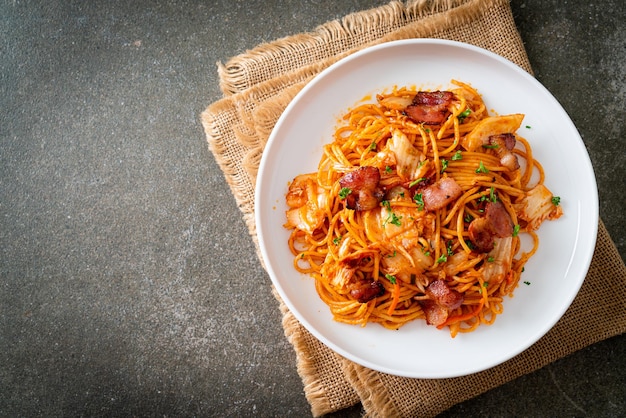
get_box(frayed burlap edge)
[217,0,527,96]
[274,287,361,416]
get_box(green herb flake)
[332,236,342,245]
[409,177,427,188]
[381,201,402,227]
[414,193,424,211]
[339,187,352,199]
[451,150,463,161]
[458,108,472,122]
[446,240,454,257]
[524,281,531,285]
[487,256,495,262]
[489,186,497,202]
[436,254,447,264]
[525,125,532,129]
[385,165,393,174]
[388,212,402,227]
[513,224,520,237]
[440,158,449,173]
[385,274,397,284]
[475,161,489,174]
[551,196,561,206]
[482,144,500,149]
[368,141,377,151]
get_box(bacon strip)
[405,91,454,125]
[339,166,384,211]
[488,133,520,171]
[468,201,514,252]
[426,280,464,310]
[419,280,464,326]
[349,279,385,303]
[422,177,462,211]
[419,299,448,326]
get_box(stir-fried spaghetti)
[283,80,562,337]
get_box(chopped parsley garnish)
[487,256,495,262]
[482,144,499,149]
[440,158,449,173]
[387,212,402,227]
[409,177,427,188]
[512,224,520,237]
[524,281,531,285]
[413,193,424,211]
[332,236,342,245]
[464,213,474,223]
[368,141,377,151]
[551,196,561,206]
[385,274,397,284]
[457,108,472,122]
[339,187,352,199]
[446,240,454,257]
[385,165,393,174]
[475,161,489,174]
[489,186,497,202]
[525,125,532,129]
[451,150,463,161]
[382,200,402,227]
[436,254,447,263]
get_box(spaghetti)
[284,80,563,337]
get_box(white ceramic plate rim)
[255,39,598,378]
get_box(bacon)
[404,91,454,125]
[485,200,514,238]
[468,217,495,253]
[419,299,448,326]
[421,177,463,211]
[419,280,464,326]
[348,279,385,303]
[488,133,520,171]
[468,201,514,253]
[339,166,384,211]
[425,280,464,310]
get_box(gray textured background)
[1,0,624,416]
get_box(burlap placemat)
[201,0,626,416]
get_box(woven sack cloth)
[201,0,626,416]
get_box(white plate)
[255,39,598,378]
